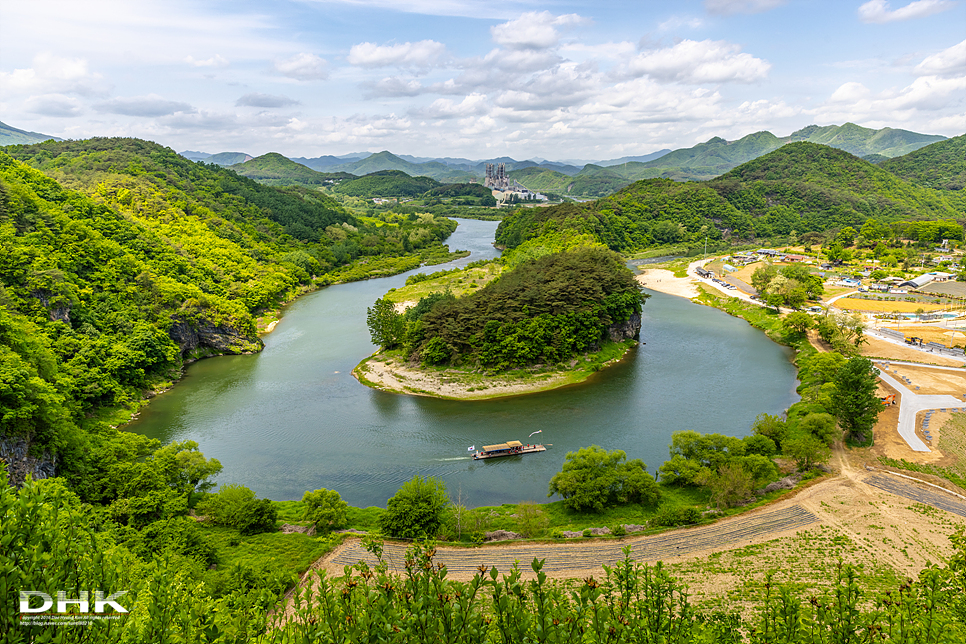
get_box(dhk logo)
[19,591,129,614]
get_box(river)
[127,219,799,508]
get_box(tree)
[151,440,222,496]
[696,463,754,509]
[301,488,348,533]
[752,413,788,448]
[381,475,449,539]
[831,357,881,444]
[751,264,778,293]
[784,435,831,470]
[366,297,405,349]
[783,311,814,335]
[797,412,840,445]
[548,445,659,512]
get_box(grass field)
[383,262,503,303]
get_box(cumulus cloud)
[159,110,238,130]
[348,40,448,68]
[490,11,589,51]
[236,93,300,108]
[274,53,329,81]
[414,94,489,119]
[704,0,787,15]
[94,94,194,116]
[184,54,229,68]
[858,0,956,23]
[915,39,966,77]
[628,40,771,84]
[360,77,425,98]
[0,53,108,97]
[24,94,83,117]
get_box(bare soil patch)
[861,335,965,367]
[635,269,699,299]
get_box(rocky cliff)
[0,435,57,487]
[607,312,642,343]
[168,317,263,362]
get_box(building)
[484,163,509,190]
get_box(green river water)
[127,219,799,508]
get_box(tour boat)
[472,440,547,460]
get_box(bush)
[651,506,701,527]
[197,484,277,535]
[611,524,627,537]
[548,445,660,513]
[582,528,592,538]
[380,475,449,539]
[301,488,348,533]
[515,501,549,537]
[237,498,278,536]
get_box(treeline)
[367,247,647,371]
[0,139,459,475]
[496,142,962,253]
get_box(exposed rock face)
[0,435,57,487]
[484,530,524,542]
[32,289,71,324]
[168,316,263,361]
[606,312,641,342]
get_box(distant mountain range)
[176,122,951,198]
[0,121,62,146]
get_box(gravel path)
[326,504,820,576]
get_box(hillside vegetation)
[333,169,441,198]
[880,133,965,191]
[497,143,961,252]
[372,247,646,372]
[228,153,353,188]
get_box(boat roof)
[481,440,524,451]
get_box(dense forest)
[880,134,965,192]
[496,142,963,252]
[368,247,647,371]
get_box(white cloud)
[829,82,872,103]
[274,53,329,81]
[0,53,109,97]
[159,110,238,130]
[184,54,229,68]
[24,94,83,117]
[858,0,956,23]
[94,94,194,116]
[490,11,589,51]
[348,40,448,68]
[704,0,787,15]
[415,94,489,119]
[361,77,425,98]
[236,93,300,108]
[915,39,966,77]
[628,40,771,84]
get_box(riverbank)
[353,340,637,400]
[635,268,700,299]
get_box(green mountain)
[206,151,252,166]
[594,124,949,185]
[330,151,477,182]
[496,142,960,252]
[333,169,442,198]
[228,152,354,187]
[0,121,62,146]
[510,164,635,198]
[788,123,946,157]
[879,134,965,191]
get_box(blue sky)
[1,0,963,161]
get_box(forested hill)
[333,169,441,197]
[397,247,647,371]
[228,152,354,188]
[496,142,961,251]
[879,134,965,192]
[0,138,461,478]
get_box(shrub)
[515,501,549,538]
[301,488,348,533]
[380,475,448,539]
[651,506,701,527]
[582,528,592,538]
[611,524,627,537]
[197,484,277,535]
[237,498,278,536]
